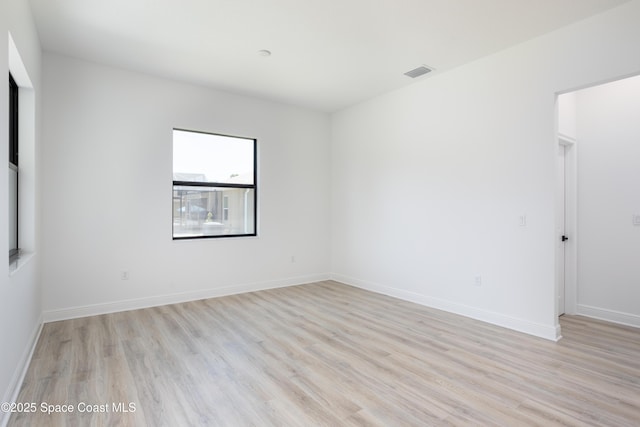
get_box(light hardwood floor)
[8,281,640,426]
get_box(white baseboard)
[331,273,561,341]
[577,304,640,328]
[43,273,330,323]
[1,314,43,427]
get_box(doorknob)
[561,235,568,242]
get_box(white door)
[556,144,566,315]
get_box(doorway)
[556,74,640,326]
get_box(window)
[172,129,257,239]
[9,73,19,259]
[223,195,229,221]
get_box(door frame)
[558,133,577,316]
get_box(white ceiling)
[29,0,630,112]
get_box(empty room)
[2,0,640,425]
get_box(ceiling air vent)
[404,65,432,78]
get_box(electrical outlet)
[519,215,527,227]
[474,276,482,286]
[120,271,130,280]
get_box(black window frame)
[9,73,19,260]
[172,128,258,240]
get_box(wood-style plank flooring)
[8,281,640,426]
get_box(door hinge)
[561,235,568,242]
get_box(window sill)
[9,251,36,276]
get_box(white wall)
[330,0,640,340]
[0,0,42,421]
[558,92,577,140]
[41,53,331,319]
[574,75,640,326]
